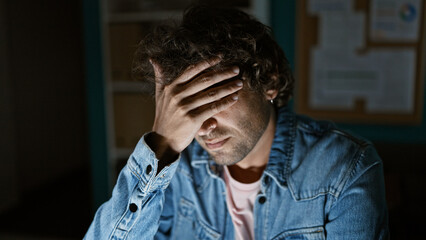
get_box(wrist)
[145,132,179,171]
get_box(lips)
[205,137,230,150]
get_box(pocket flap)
[271,226,325,240]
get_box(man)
[85,5,389,239]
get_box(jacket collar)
[263,106,296,189]
[189,107,296,190]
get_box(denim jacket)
[85,107,389,239]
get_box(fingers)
[151,57,223,99]
[182,79,243,111]
[152,56,240,127]
[194,92,239,121]
[177,66,240,99]
[173,57,222,85]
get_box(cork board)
[295,0,426,124]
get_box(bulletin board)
[295,0,426,124]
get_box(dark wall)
[375,142,426,238]
[0,0,91,238]
[7,0,88,192]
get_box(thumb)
[150,59,163,79]
[150,59,164,100]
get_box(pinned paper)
[309,48,416,113]
[370,0,422,42]
[318,12,365,50]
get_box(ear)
[265,89,278,101]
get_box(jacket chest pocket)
[271,226,325,240]
[173,198,221,240]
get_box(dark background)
[0,0,425,239]
[0,0,92,239]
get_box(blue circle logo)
[399,3,417,22]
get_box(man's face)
[195,84,272,166]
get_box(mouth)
[205,137,230,150]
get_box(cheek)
[216,102,246,125]
[194,136,203,145]
[227,92,257,114]
[213,91,268,129]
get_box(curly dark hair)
[132,4,294,107]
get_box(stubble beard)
[202,105,271,166]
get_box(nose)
[197,118,217,137]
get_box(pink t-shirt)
[223,166,261,240]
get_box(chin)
[208,149,246,166]
[212,157,241,166]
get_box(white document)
[319,12,366,50]
[309,48,382,110]
[308,0,353,15]
[365,49,416,113]
[309,48,416,113]
[370,0,422,42]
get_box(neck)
[228,107,276,183]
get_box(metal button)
[258,196,267,204]
[146,165,152,175]
[129,203,138,212]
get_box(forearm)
[84,134,180,239]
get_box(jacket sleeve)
[325,145,389,240]
[84,133,180,240]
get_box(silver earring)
[270,99,274,104]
